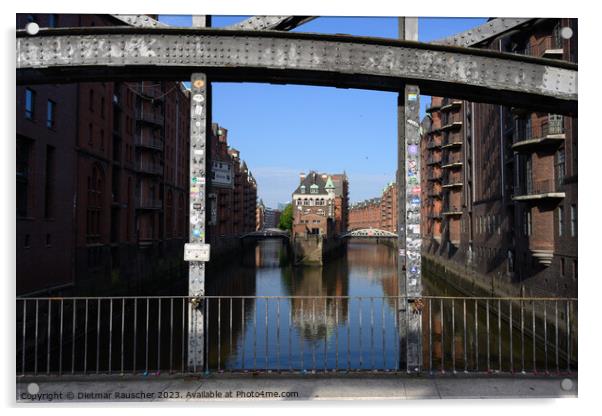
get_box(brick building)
[291,171,349,237]
[206,124,258,253]
[420,18,577,298]
[348,182,398,233]
[16,14,257,294]
[16,14,192,296]
[263,208,282,229]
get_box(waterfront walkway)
[16,374,577,402]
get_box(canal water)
[204,240,575,373]
[18,239,575,375]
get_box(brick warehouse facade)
[16,14,259,295]
[207,124,258,256]
[348,183,398,233]
[292,172,349,237]
[420,18,577,298]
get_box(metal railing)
[442,154,463,166]
[134,134,163,150]
[135,108,164,126]
[517,35,563,58]
[136,161,163,175]
[441,112,463,126]
[514,179,561,197]
[514,117,565,143]
[135,198,162,210]
[16,295,577,377]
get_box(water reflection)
[205,240,401,370]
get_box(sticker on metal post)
[184,243,210,262]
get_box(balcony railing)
[517,35,563,58]
[514,117,565,143]
[513,179,565,200]
[16,295,577,376]
[441,112,463,128]
[442,205,463,214]
[441,155,463,167]
[134,135,164,151]
[136,161,163,175]
[442,134,463,148]
[137,86,165,101]
[136,198,163,210]
[135,108,164,126]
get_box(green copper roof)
[325,176,335,189]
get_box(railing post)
[186,72,211,372]
[397,17,423,373]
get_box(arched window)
[86,164,105,243]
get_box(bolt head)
[25,22,40,36]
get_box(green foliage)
[278,203,293,231]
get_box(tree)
[278,203,293,231]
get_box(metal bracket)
[184,243,211,262]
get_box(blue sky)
[159,15,486,207]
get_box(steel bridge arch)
[16,27,577,114]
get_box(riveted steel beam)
[433,18,535,47]
[224,16,316,31]
[15,28,577,114]
[111,15,168,28]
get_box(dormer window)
[300,185,306,194]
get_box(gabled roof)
[293,171,328,195]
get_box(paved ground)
[16,373,577,402]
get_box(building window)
[25,88,35,120]
[89,89,94,112]
[46,100,55,128]
[86,165,104,243]
[16,138,30,217]
[558,206,564,237]
[100,97,105,118]
[560,258,565,276]
[44,146,55,218]
[556,149,565,188]
[88,123,93,146]
[524,210,532,237]
[570,205,577,237]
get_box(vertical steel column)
[187,73,210,371]
[186,15,212,374]
[397,16,422,373]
